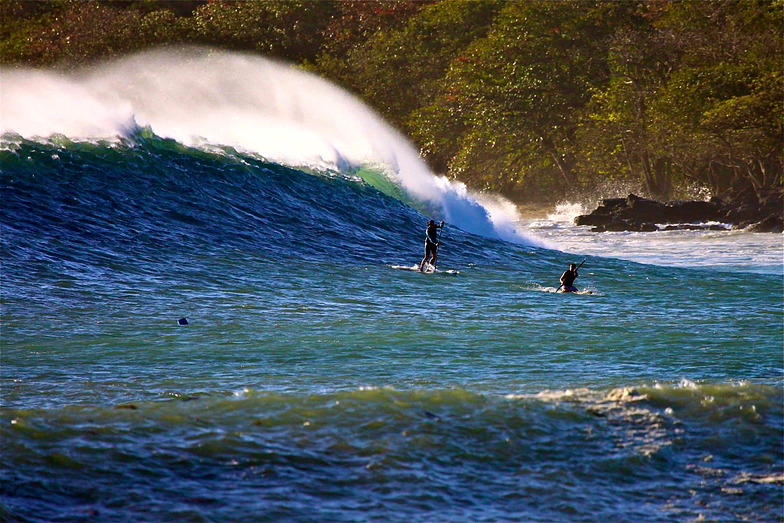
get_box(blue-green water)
[1,50,783,522]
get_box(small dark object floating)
[178,318,189,325]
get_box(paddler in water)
[419,219,444,272]
[559,263,579,292]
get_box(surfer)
[419,220,444,272]
[559,263,579,292]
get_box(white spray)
[1,47,544,245]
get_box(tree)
[414,1,630,199]
[649,0,783,200]
[1,0,184,66]
[580,4,681,200]
[184,1,337,62]
[325,0,501,145]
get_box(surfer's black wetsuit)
[419,221,444,272]
[560,269,578,292]
[424,224,440,257]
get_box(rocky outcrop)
[575,191,783,233]
[746,214,784,233]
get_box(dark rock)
[577,190,782,232]
[617,195,668,222]
[665,200,722,222]
[573,199,621,226]
[661,224,728,232]
[600,198,627,210]
[662,224,699,231]
[746,214,784,233]
[636,221,659,232]
[575,214,613,226]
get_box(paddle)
[556,258,586,293]
[432,221,444,272]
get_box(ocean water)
[1,49,782,522]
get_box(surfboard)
[389,264,460,275]
[390,264,423,272]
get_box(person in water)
[560,263,579,292]
[419,219,444,272]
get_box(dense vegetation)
[2,0,782,204]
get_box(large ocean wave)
[1,47,542,246]
[0,134,542,276]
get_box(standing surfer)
[419,220,444,272]
[559,263,579,292]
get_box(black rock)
[746,214,784,233]
[577,190,782,232]
[575,214,613,226]
[600,198,627,210]
[665,200,722,222]
[617,194,669,223]
[661,224,728,232]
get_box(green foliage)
[1,0,781,203]
[182,1,337,61]
[412,1,635,199]
[326,1,501,126]
[644,0,784,198]
[0,0,186,65]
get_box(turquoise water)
[1,135,782,522]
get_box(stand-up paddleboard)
[390,264,460,275]
[535,285,595,294]
[556,291,593,294]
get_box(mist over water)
[1,47,535,244]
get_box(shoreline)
[571,193,783,233]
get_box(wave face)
[1,136,419,264]
[1,47,531,243]
[0,135,541,283]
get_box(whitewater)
[1,49,782,522]
[523,203,783,275]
